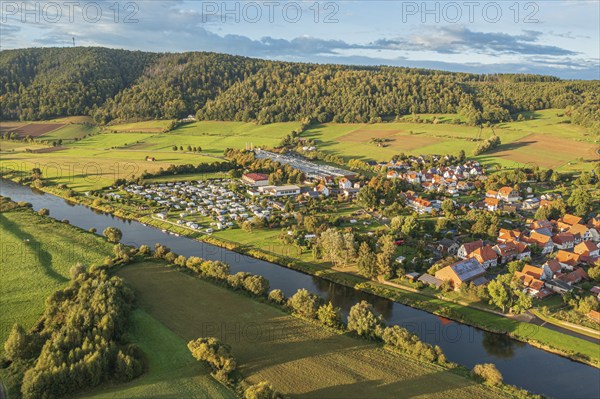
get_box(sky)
[1,0,599,79]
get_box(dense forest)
[1,47,598,131]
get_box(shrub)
[200,261,230,280]
[268,289,285,304]
[347,301,384,339]
[69,263,86,280]
[287,289,319,319]
[317,302,342,328]
[4,324,30,361]
[138,244,150,255]
[472,363,503,385]
[103,227,122,243]
[242,274,270,296]
[37,208,49,216]
[187,337,236,381]
[228,272,251,289]
[244,381,281,399]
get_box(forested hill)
[1,47,598,131]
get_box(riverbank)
[3,178,599,368]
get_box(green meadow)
[0,207,114,354]
[1,111,596,192]
[303,109,598,171]
[80,310,235,399]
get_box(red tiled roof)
[574,241,598,255]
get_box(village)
[100,149,600,327]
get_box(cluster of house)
[117,179,286,233]
[416,213,600,298]
[402,190,441,214]
[385,159,485,195]
[481,188,563,213]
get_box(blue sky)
[1,0,598,79]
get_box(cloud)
[0,2,594,79]
[368,27,578,56]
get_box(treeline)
[1,47,598,130]
[2,264,141,399]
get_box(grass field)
[2,110,596,192]
[81,310,236,399]
[117,262,511,399]
[108,120,176,133]
[0,207,114,353]
[38,123,100,142]
[303,109,598,171]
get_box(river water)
[1,179,598,398]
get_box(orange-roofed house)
[574,241,599,258]
[408,197,432,214]
[557,267,588,285]
[484,197,499,212]
[587,216,600,230]
[530,219,552,230]
[497,186,520,203]
[552,233,575,250]
[524,231,554,255]
[458,240,484,259]
[387,170,399,179]
[521,264,543,279]
[498,228,521,244]
[492,241,519,264]
[513,271,546,297]
[486,190,498,198]
[560,214,583,226]
[515,242,532,260]
[434,258,487,290]
[338,178,352,190]
[468,245,498,269]
[555,250,581,269]
[568,223,592,243]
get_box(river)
[1,179,598,399]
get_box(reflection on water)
[1,178,599,399]
[482,331,526,359]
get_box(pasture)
[0,206,114,353]
[117,262,510,399]
[303,109,598,171]
[38,123,99,142]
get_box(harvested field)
[490,134,599,169]
[340,129,403,142]
[116,262,510,399]
[10,123,65,138]
[339,129,443,151]
[0,122,26,133]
